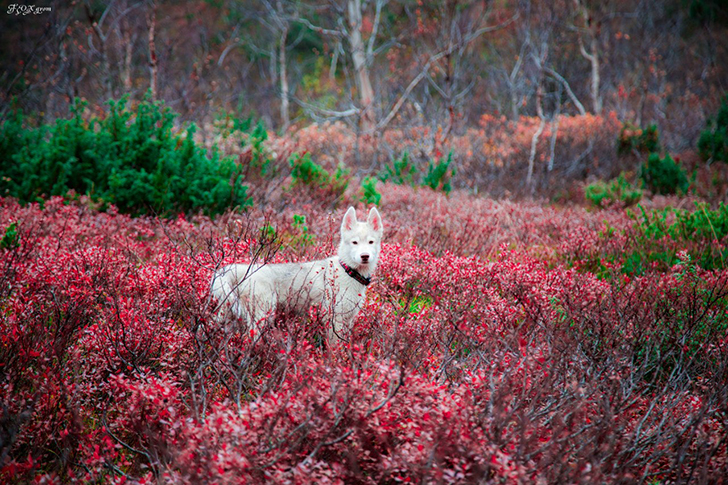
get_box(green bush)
[245,121,275,177]
[672,202,728,243]
[0,111,46,200]
[1,221,19,250]
[640,153,689,195]
[422,151,456,194]
[379,151,417,186]
[289,152,349,201]
[290,152,330,187]
[379,150,456,194]
[697,95,728,163]
[289,213,315,248]
[624,202,728,272]
[359,176,381,205]
[585,173,642,208]
[0,95,251,216]
[216,114,279,181]
[213,108,254,139]
[618,122,660,156]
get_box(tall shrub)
[698,95,728,163]
[0,95,251,216]
[640,153,689,195]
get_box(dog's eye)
[368,241,374,244]
[352,241,358,245]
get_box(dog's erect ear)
[367,207,383,234]
[342,206,357,232]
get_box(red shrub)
[1,192,727,483]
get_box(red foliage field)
[1,184,727,483]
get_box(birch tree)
[261,0,294,131]
[573,0,602,114]
[295,0,386,130]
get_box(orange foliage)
[263,113,623,195]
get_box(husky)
[210,206,383,344]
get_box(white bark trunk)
[279,25,290,131]
[574,0,601,115]
[589,36,601,115]
[527,118,546,187]
[347,0,375,129]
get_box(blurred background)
[1,0,727,198]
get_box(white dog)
[210,207,383,344]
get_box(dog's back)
[212,259,330,317]
[210,207,383,343]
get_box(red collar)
[339,260,371,286]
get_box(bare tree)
[262,0,294,131]
[84,1,115,101]
[423,1,495,142]
[377,3,518,133]
[527,40,548,188]
[146,0,158,100]
[573,0,602,114]
[294,0,387,130]
[499,35,530,122]
[84,0,145,102]
[116,0,141,95]
[346,0,377,129]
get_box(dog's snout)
[361,253,370,263]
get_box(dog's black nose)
[361,254,369,263]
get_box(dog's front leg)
[327,294,362,346]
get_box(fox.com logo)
[7,4,52,15]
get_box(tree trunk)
[279,25,290,132]
[528,101,546,187]
[100,39,112,100]
[548,96,562,173]
[574,0,601,115]
[511,89,519,122]
[528,42,548,188]
[118,2,134,94]
[123,29,133,93]
[347,0,375,130]
[85,3,112,100]
[587,35,601,115]
[147,1,158,100]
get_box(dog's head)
[339,206,383,272]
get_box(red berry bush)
[1,188,727,483]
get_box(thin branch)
[293,97,360,118]
[329,40,342,81]
[527,117,546,187]
[365,365,405,417]
[510,34,529,84]
[217,25,241,66]
[463,12,519,45]
[366,0,385,62]
[548,90,562,172]
[376,13,519,132]
[376,61,434,131]
[577,35,596,63]
[544,66,587,116]
[295,17,344,38]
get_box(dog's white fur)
[210,207,383,343]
